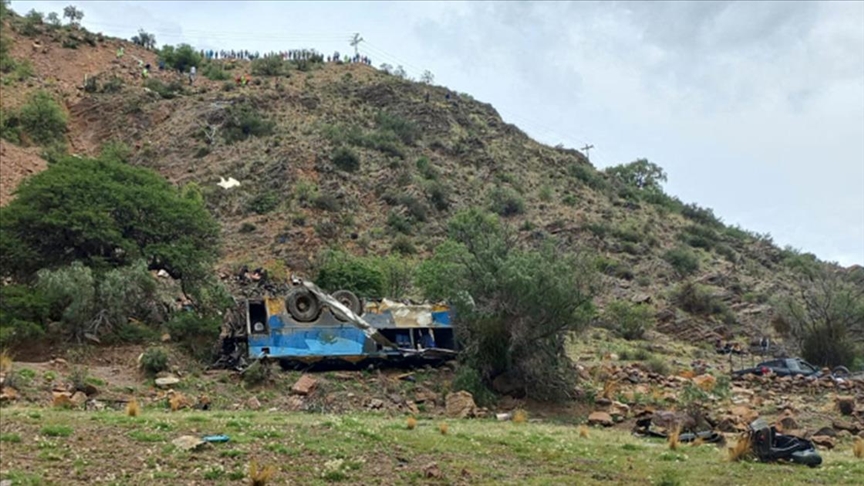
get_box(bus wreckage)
[214,278,457,369]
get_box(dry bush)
[854,437,863,459]
[406,416,417,430]
[439,422,449,435]
[668,426,681,450]
[168,391,191,411]
[578,425,590,438]
[601,379,619,400]
[126,398,140,417]
[249,461,276,486]
[691,437,705,447]
[727,434,752,462]
[512,410,528,424]
[0,350,12,373]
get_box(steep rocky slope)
[0,17,856,350]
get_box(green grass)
[39,425,73,437]
[0,433,22,443]
[1,408,861,485]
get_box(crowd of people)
[198,48,371,65]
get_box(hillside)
[0,13,860,355]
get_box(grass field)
[1,407,862,485]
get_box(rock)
[246,396,261,410]
[631,293,652,304]
[291,375,318,396]
[496,412,512,421]
[610,401,630,420]
[810,435,836,449]
[594,397,612,409]
[776,414,799,431]
[692,374,716,392]
[837,430,853,440]
[728,405,758,423]
[286,396,304,411]
[172,435,208,451]
[160,333,171,342]
[423,462,442,479]
[51,358,68,368]
[587,411,614,427]
[445,391,477,419]
[836,396,855,416]
[414,388,438,405]
[155,376,180,388]
[813,427,837,438]
[717,417,746,433]
[405,400,420,415]
[70,391,88,407]
[367,398,384,410]
[80,383,99,396]
[0,387,19,402]
[832,419,860,434]
[52,391,73,408]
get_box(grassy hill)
[1,8,861,363]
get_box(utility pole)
[580,144,594,163]
[350,33,364,56]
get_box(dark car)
[733,358,849,378]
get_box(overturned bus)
[216,279,457,368]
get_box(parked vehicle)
[733,358,849,378]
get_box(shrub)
[377,255,416,299]
[452,367,497,407]
[415,156,437,180]
[375,111,420,145]
[313,194,340,212]
[18,91,67,145]
[222,103,274,144]
[567,163,607,190]
[141,347,169,375]
[594,256,634,280]
[98,140,131,164]
[397,194,427,222]
[387,211,413,234]
[681,203,723,228]
[426,181,450,211]
[20,9,44,37]
[0,157,220,281]
[166,313,221,361]
[391,235,416,255]
[331,147,360,172]
[678,225,719,250]
[242,360,270,386]
[144,79,184,99]
[247,191,279,214]
[672,282,727,317]
[663,246,700,277]
[251,56,288,76]
[202,63,228,81]
[0,284,49,348]
[645,356,670,376]
[538,185,553,202]
[315,250,385,299]
[159,44,201,72]
[604,301,654,340]
[488,186,525,217]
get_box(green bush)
[251,56,288,76]
[315,250,385,299]
[166,313,221,361]
[567,163,608,190]
[663,246,700,277]
[159,44,201,72]
[604,301,654,340]
[313,194,341,212]
[415,156,437,180]
[242,359,270,386]
[488,186,525,217]
[222,103,274,144]
[0,284,49,348]
[594,256,634,280]
[332,147,360,172]
[391,235,416,255]
[246,191,279,214]
[202,63,229,81]
[387,210,413,234]
[677,225,719,250]
[98,140,131,164]
[18,90,67,145]
[681,203,723,228]
[452,367,497,407]
[375,111,420,145]
[672,282,728,317]
[140,347,169,376]
[144,78,183,99]
[644,356,670,376]
[426,181,451,211]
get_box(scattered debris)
[155,375,181,388]
[810,435,836,450]
[172,435,208,451]
[202,435,230,443]
[217,176,240,189]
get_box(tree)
[17,90,67,145]
[0,156,220,282]
[379,63,393,75]
[416,209,598,401]
[393,65,407,79]
[774,265,864,367]
[604,159,667,193]
[131,29,156,50]
[46,12,61,28]
[159,44,201,72]
[420,70,435,85]
[62,5,84,27]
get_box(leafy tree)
[0,156,220,281]
[131,29,156,50]
[604,159,667,193]
[420,70,435,85]
[774,266,864,367]
[315,250,386,299]
[46,12,61,28]
[62,5,84,26]
[416,209,598,401]
[21,9,44,36]
[159,44,201,72]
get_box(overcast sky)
[14,1,864,266]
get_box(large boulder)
[445,391,477,419]
[587,411,614,427]
[291,375,318,396]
